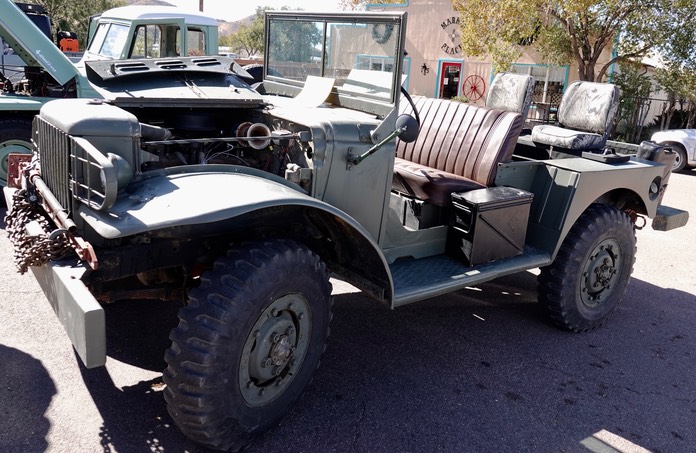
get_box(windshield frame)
[262,11,407,116]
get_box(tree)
[651,8,696,130]
[654,64,696,129]
[229,7,265,57]
[611,61,653,142]
[338,0,404,10]
[267,16,322,63]
[25,0,125,49]
[451,0,696,82]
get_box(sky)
[166,0,343,22]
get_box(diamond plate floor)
[390,247,550,306]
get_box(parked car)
[651,129,696,172]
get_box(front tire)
[163,239,332,452]
[538,204,636,332]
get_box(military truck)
[0,0,220,188]
[2,10,689,452]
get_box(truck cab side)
[84,6,219,61]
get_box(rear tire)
[163,239,332,452]
[538,204,636,332]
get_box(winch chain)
[4,189,75,274]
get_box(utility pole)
[199,0,204,12]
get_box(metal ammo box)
[448,186,534,265]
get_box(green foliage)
[229,7,266,57]
[611,61,653,142]
[22,0,125,49]
[450,95,471,103]
[267,16,322,63]
[451,0,696,83]
[338,0,404,10]
[654,63,696,129]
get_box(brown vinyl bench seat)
[393,97,524,206]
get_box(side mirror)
[395,114,419,143]
[347,113,420,167]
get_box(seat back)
[397,96,524,186]
[485,72,535,120]
[557,81,619,137]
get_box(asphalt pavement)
[0,170,694,453]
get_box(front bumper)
[4,186,106,368]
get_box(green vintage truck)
[3,10,689,452]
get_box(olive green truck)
[3,10,689,452]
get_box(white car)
[651,129,696,172]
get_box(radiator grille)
[35,118,72,214]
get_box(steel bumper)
[29,260,106,368]
[652,205,689,231]
[5,186,105,368]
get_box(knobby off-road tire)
[163,239,332,452]
[538,204,636,332]
[0,118,32,192]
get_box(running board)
[390,247,552,307]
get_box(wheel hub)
[0,139,31,187]
[240,294,310,406]
[581,240,621,307]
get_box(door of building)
[438,61,462,99]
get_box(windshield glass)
[265,13,405,107]
[88,23,130,59]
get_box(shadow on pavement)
[0,345,56,452]
[45,271,696,452]
[76,299,207,452]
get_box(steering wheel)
[401,86,420,127]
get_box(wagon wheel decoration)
[462,74,486,101]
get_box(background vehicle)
[3,10,688,452]
[650,129,696,172]
[0,0,220,189]
[1,2,81,83]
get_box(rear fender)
[500,158,667,259]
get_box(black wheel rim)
[239,294,311,406]
[581,238,622,308]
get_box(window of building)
[509,63,569,122]
[510,63,569,103]
[356,55,410,89]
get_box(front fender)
[78,167,395,303]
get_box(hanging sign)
[440,16,462,55]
